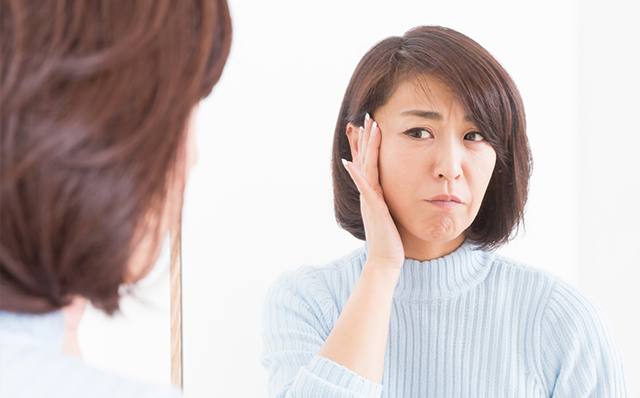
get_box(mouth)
[426,194,463,209]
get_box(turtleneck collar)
[0,310,65,351]
[391,241,492,302]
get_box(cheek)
[468,147,497,199]
[378,140,414,195]
[378,140,429,218]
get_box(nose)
[432,140,462,181]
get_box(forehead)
[376,76,465,119]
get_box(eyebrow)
[402,109,474,122]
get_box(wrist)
[360,261,402,290]
[364,256,404,273]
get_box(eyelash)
[402,128,485,142]
[403,128,432,139]
[464,132,485,142]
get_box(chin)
[411,215,462,242]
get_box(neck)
[399,227,466,261]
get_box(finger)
[359,127,367,170]
[363,121,380,186]
[356,126,364,164]
[359,113,371,168]
[361,123,372,170]
[342,159,380,207]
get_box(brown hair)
[332,26,531,250]
[0,0,232,314]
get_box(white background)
[79,0,640,397]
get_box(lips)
[426,194,463,209]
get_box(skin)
[318,75,497,382]
[373,77,496,260]
[62,104,200,357]
[62,296,88,358]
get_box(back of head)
[0,0,232,314]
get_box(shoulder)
[491,251,559,281]
[541,277,617,343]
[528,270,628,396]
[483,253,628,394]
[265,245,366,304]
[0,339,182,398]
[487,252,615,334]
[486,251,621,341]
[262,246,366,333]
[482,251,561,299]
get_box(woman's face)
[373,77,496,257]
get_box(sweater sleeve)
[261,268,383,398]
[539,278,628,397]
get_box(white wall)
[79,0,640,397]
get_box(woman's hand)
[343,114,404,270]
[316,115,404,383]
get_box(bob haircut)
[0,0,232,314]
[332,26,532,250]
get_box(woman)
[0,0,231,396]
[261,26,628,397]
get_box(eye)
[464,131,484,141]
[403,128,432,139]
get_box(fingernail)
[371,121,377,131]
[341,158,348,167]
[365,113,370,122]
[359,126,364,133]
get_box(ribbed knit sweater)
[261,242,628,397]
[0,310,183,398]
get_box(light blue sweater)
[0,310,182,398]
[261,242,628,397]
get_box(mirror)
[79,1,639,397]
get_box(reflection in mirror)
[63,1,638,398]
[260,25,628,397]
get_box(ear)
[345,122,362,161]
